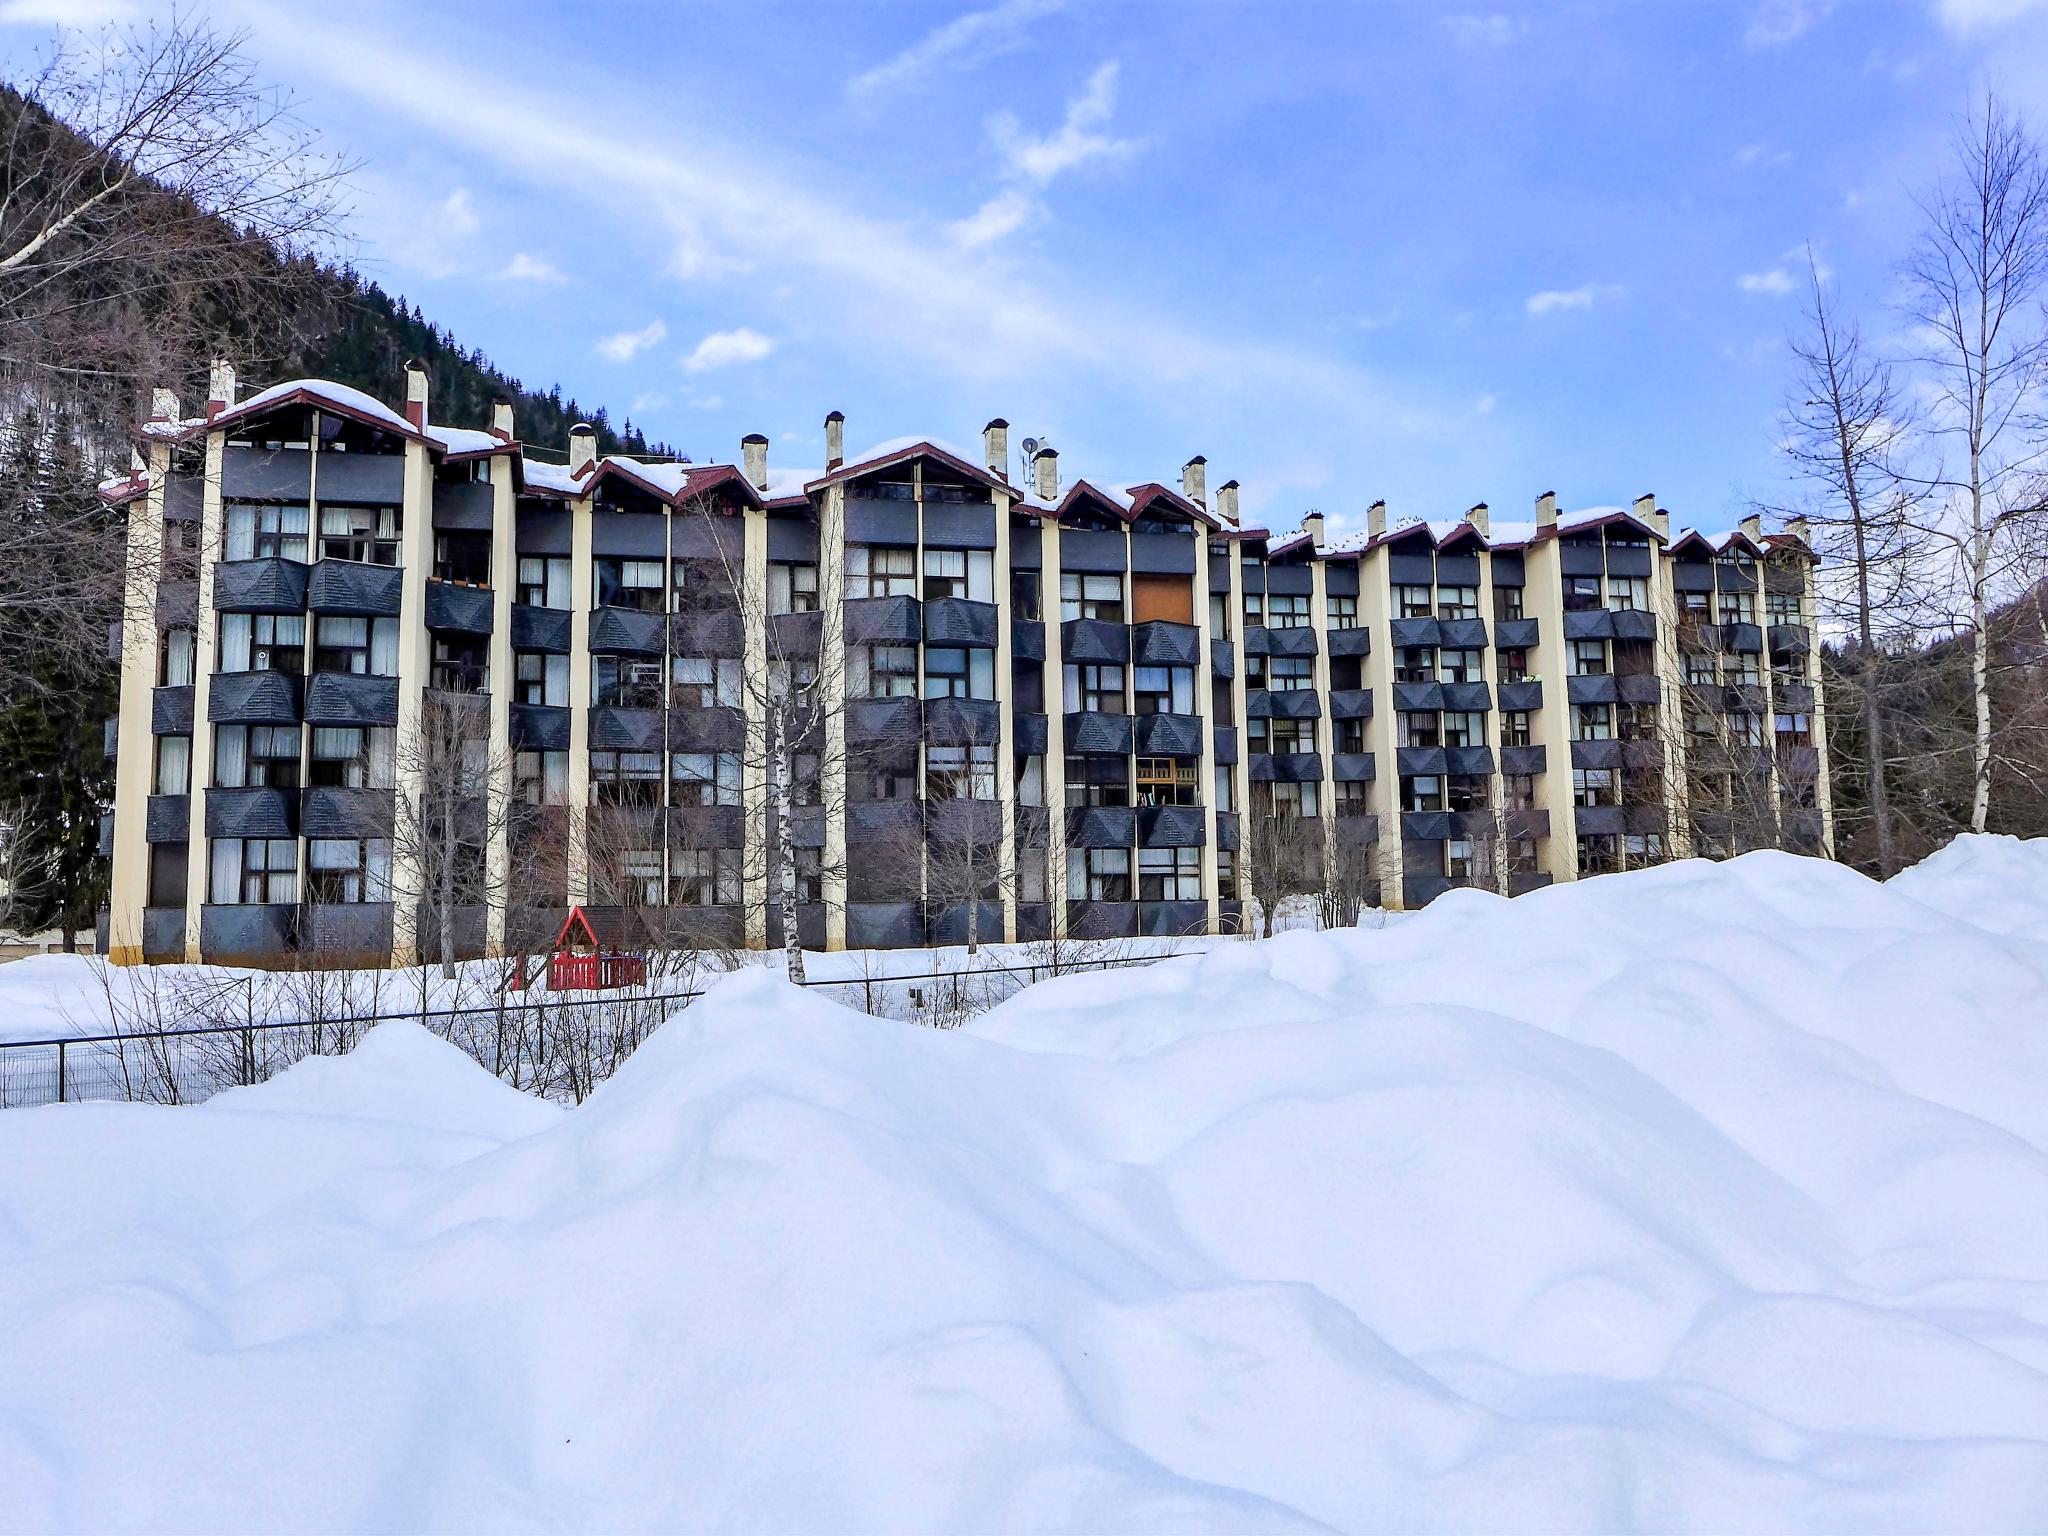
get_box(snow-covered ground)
[3,839,2047,1531]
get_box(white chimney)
[1786,514,1810,545]
[150,388,180,424]
[1182,455,1207,507]
[1367,499,1387,539]
[1216,479,1240,525]
[1739,511,1763,543]
[1033,446,1059,501]
[1536,490,1558,532]
[742,432,769,491]
[1468,502,1490,539]
[825,411,845,470]
[983,417,1009,478]
[489,395,515,442]
[403,358,428,431]
[206,359,236,421]
[568,422,597,478]
[1302,511,1326,549]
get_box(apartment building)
[96,363,1831,965]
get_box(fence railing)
[0,951,1176,1112]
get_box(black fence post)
[56,1041,66,1104]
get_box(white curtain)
[369,618,399,677]
[162,629,195,686]
[542,750,568,806]
[367,726,396,789]
[365,838,392,901]
[218,614,252,673]
[155,735,190,795]
[544,655,569,706]
[213,724,248,788]
[223,506,255,561]
[967,550,994,603]
[210,838,242,904]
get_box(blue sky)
[9,0,2048,537]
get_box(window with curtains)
[431,635,488,694]
[1397,712,1440,749]
[1016,754,1045,807]
[1060,572,1123,623]
[1012,570,1043,622]
[1502,711,1532,747]
[1726,652,1761,685]
[218,613,305,674]
[1333,779,1369,817]
[670,752,741,807]
[671,847,742,906]
[768,561,819,614]
[1439,647,1484,684]
[516,652,570,706]
[671,656,742,709]
[1064,662,1125,714]
[926,744,997,800]
[1266,656,1313,691]
[1437,585,1480,621]
[1269,780,1320,816]
[595,558,665,611]
[1494,585,1525,622]
[159,627,195,686]
[1766,590,1803,624]
[616,849,666,905]
[1718,589,1756,625]
[1400,775,1444,812]
[1068,846,1131,901]
[923,548,994,602]
[308,725,394,788]
[1252,717,1315,755]
[1138,846,1200,901]
[223,503,308,562]
[1327,594,1358,625]
[312,616,397,676]
[1395,646,1435,683]
[518,557,571,609]
[212,724,300,788]
[514,750,568,805]
[925,647,995,700]
[1443,711,1486,748]
[1063,753,1130,807]
[1395,584,1433,619]
[1573,768,1618,806]
[1214,847,1237,896]
[593,656,663,708]
[590,751,662,805]
[669,559,734,614]
[851,644,918,699]
[1336,717,1366,753]
[1572,703,1614,741]
[1568,640,1609,676]
[1505,774,1539,810]
[304,838,392,903]
[1243,589,1264,627]
[154,735,190,795]
[1213,768,1235,813]
[845,544,916,598]
[1606,576,1650,612]
[1133,666,1195,715]
[210,837,296,904]
[319,505,400,564]
[1208,592,1231,638]
[1264,593,1311,629]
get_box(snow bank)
[3,840,2048,1532]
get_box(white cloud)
[500,252,565,283]
[439,188,480,237]
[1525,283,1621,316]
[1935,0,2048,31]
[1444,13,1520,46]
[629,391,669,414]
[1734,142,1792,168]
[990,62,1137,185]
[1738,268,1798,296]
[594,319,667,362]
[0,0,137,19]
[688,395,724,411]
[349,178,482,279]
[847,0,1063,102]
[1745,0,1833,46]
[1476,393,1498,415]
[1355,306,1402,331]
[682,327,775,373]
[948,188,1038,250]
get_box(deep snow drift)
[4,840,2048,1533]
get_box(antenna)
[1020,437,1041,459]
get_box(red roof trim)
[804,441,1010,496]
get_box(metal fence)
[0,952,1175,1111]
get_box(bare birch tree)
[391,690,514,978]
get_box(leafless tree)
[1900,91,2048,834]
[1239,783,1322,937]
[391,689,512,978]
[919,708,1007,955]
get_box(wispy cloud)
[1443,13,1521,46]
[594,319,667,362]
[1525,283,1621,316]
[500,252,565,283]
[1355,306,1402,332]
[1934,0,2048,33]
[847,0,1063,102]
[1737,268,1797,296]
[952,61,1138,249]
[688,395,724,411]
[1476,393,1498,415]
[1745,0,1833,46]
[682,327,775,373]
[1733,142,1792,168]
[947,188,1037,249]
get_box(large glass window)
[312,616,397,676]
[1395,646,1435,683]
[1269,780,1320,816]
[517,556,571,609]
[1395,584,1433,619]
[213,723,300,788]
[595,558,665,611]
[304,838,392,903]
[1437,585,1480,621]
[1564,575,1602,612]
[308,725,394,788]
[1136,756,1198,806]
[1133,665,1196,715]
[1063,753,1130,807]
[210,837,296,904]
[1568,639,1608,676]
[926,744,997,800]
[923,548,994,602]
[516,652,570,707]
[1572,703,1613,741]
[1494,586,1524,622]
[1068,846,1132,901]
[671,656,742,709]
[1401,774,1444,812]
[1327,594,1358,625]
[1606,576,1650,612]
[514,749,568,805]
[1264,593,1311,629]
[590,750,662,804]
[593,657,664,708]
[1060,572,1124,623]
[854,644,919,698]
[218,612,305,674]
[846,544,916,598]
[1573,768,1618,806]
[1443,711,1486,748]
[671,848,742,906]
[925,647,996,700]
[1397,712,1440,748]
[1439,647,1484,684]
[1333,780,1370,817]
[159,627,195,686]
[1138,846,1200,901]
[1718,590,1756,626]
[1064,662,1126,714]
[1251,717,1316,755]
[154,735,190,795]
[768,561,819,614]
[1266,655,1314,691]
[318,504,399,564]
[671,752,741,806]
[223,503,308,562]
[1012,569,1043,622]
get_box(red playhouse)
[513,905,648,992]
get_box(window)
[1265,592,1311,629]
[1252,716,1316,755]
[671,752,741,806]
[318,504,400,565]
[1577,834,1619,875]
[1328,594,1358,625]
[1215,847,1238,897]
[922,547,994,602]
[159,628,195,687]
[1139,847,1201,901]
[1440,648,1484,684]
[218,612,305,674]
[313,616,397,676]
[593,656,664,708]
[1401,775,1444,812]
[926,744,997,800]
[1064,753,1130,807]
[868,761,920,800]
[856,644,919,699]
[304,838,392,903]
[1684,653,1717,686]
[1572,768,1617,806]
[433,531,490,585]
[1207,591,1229,638]
[224,503,308,562]
[1774,712,1812,746]
[1133,665,1195,715]
[1774,649,1809,682]
[1135,756,1199,806]
[518,557,571,609]
[1017,754,1045,807]
[1011,569,1043,622]
[769,561,819,615]
[671,848,742,906]
[1443,711,1486,748]
[1243,589,1263,627]
[590,750,662,805]
[1497,647,1531,684]
[1619,703,1659,741]
[1504,773,1538,809]
[1564,575,1602,612]
[1437,585,1480,621]
[791,846,823,904]
[1766,591,1802,625]
[1395,646,1435,684]
[596,558,665,611]
[1624,832,1667,865]
[154,734,190,795]
[1731,711,1766,746]
[1606,575,1649,612]
[210,837,296,904]
[1447,774,1489,812]
[1214,767,1235,813]
[926,647,996,700]
[515,749,569,805]
[1069,847,1132,901]
[671,656,742,710]
[1333,780,1370,817]
[1678,589,1712,622]
[1494,586,1524,622]
[213,724,299,789]
[1568,639,1608,676]
[1270,780,1320,816]
[1065,662,1126,714]
[1726,653,1761,685]
[1060,572,1124,623]
[1718,590,1755,626]
[308,725,394,788]
[1502,710,1532,747]
[1398,712,1440,748]
[1447,838,1477,879]
[431,635,488,694]
[1572,703,1613,741]
[516,652,570,707]
[847,544,916,598]
[1396,584,1433,620]
[613,849,666,906]
[1336,717,1366,753]
[1267,655,1313,692]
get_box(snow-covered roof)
[225,379,422,440]
[97,467,151,505]
[425,423,508,458]
[520,457,583,496]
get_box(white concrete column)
[1309,555,1336,891]
[387,425,435,966]
[107,446,170,965]
[566,493,594,904]
[1193,531,1221,934]
[484,451,518,955]
[1357,541,1402,908]
[742,504,770,949]
[1224,537,1252,918]
[1041,520,1069,934]
[1650,531,1693,861]
[181,429,227,960]
[819,484,849,948]
[1523,537,1578,884]
[994,491,1017,942]
[1477,548,1509,893]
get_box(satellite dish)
[1020,437,1041,458]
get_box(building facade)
[97,363,1832,965]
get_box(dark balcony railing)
[424,580,493,634]
[308,560,403,617]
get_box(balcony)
[847,799,922,845]
[1569,739,1625,770]
[1445,745,1494,776]
[845,595,921,645]
[145,794,189,843]
[1067,805,1137,847]
[1508,871,1553,897]
[208,669,301,724]
[508,604,572,653]
[1506,808,1551,841]
[1060,616,1129,662]
[1567,673,1619,705]
[1400,811,1452,842]
[1769,622,1811,654]
[308,560,403,617]
[589,705,663,751]
[1137,804,1206,847]
[424,579,493,635]
[1616,673,1662,705]
[1494,617,1540,649]
[1328,688,1373,720]
[927,901,1005,947]
[1330,752,1376,782]
[1133,711,1202,757]
[848,902,926,949]
[1064,711,1134,755]
[1132,619,1201,666]
[1390,680,1444,712]
[1013,712,1048,756]
[1209,637,1235,677]
[212,557,309,614]
[301,903,394,961]
[1259,625,1319,659]
[1499,744,1548,776]
[588,605,666,656]
[200,903,297,960]
[1138,900,1208,937]
[1561,609,1616,642]
[1215,812,1240,852]
[847,695,922,747]
[1496,680,1542,713]
[1249,752,1323,783]
[1438,617,1488,649]
[1440,680,1491,712]
[669,704,744,752]
[925,696,1001,746]
[768,609,822,657]
[205,785,298,839]
[927,798,1001,847]
[142,907,187,960]
[1396,746,1447,776]
[509,703,570,750]
[301,786,393,838]
[924,597,999,648]
[1574,804,1625,835]
[1246,688,1321,720]
[1609,609,1658,643]
[313,450,403,503]
[1389,616,1442,648]
[1328,626,1372,657]
[1212,725,1238,765]
[302,672,397,726]
[668,803,746,851]
[1011,619,1045,662]
[152,684,195,735]
[1333,812,1379,846]
[1721,622,1764,654]
[1067,901,1138,939]
[671,607,745,658]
